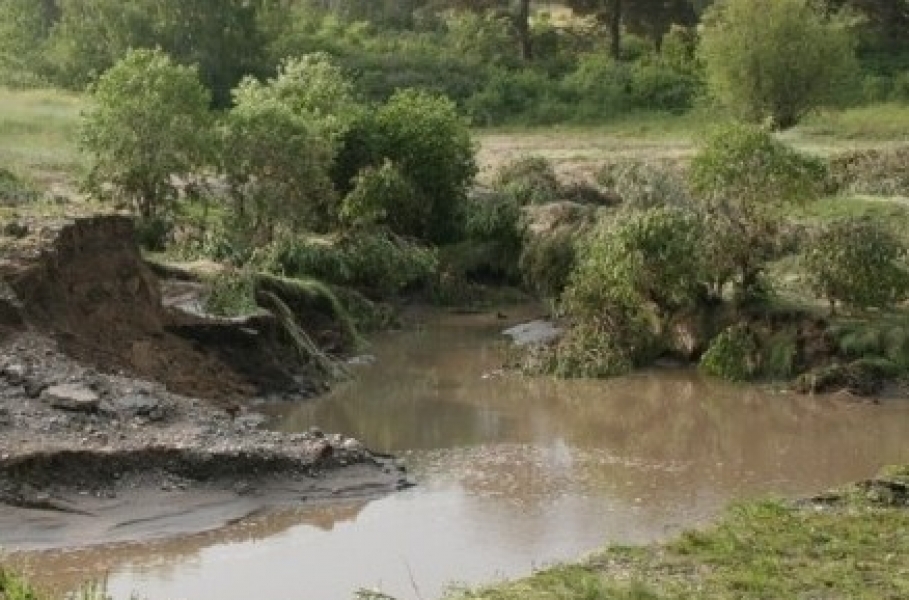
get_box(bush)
[333,89,477,243]
[0,168,39,205]
[699,0,856,128]
[689,123,827,296]
[597,160,691,210]
[827,147,909,197]
[340,160,419,231]
[802,218,909,312]
[80,49,212,218]
[564,207,707,319]
[700,324,759,381]
[519,228,577,299]
[493,155,562,206]
[261,231,438,299]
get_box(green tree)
[80,49,212,218]
[803,218,909,313]
[334,89,477,243]
[221,56,347,237]
[699,0,856,128]
[0,0,56,85]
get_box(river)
[8,309,909,599]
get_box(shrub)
[597,160,691,210]
[340,160,419,231]
[689,123,827,297]
[700,324,759,381]
[0,168,39,205]
[699,0,856,128]
[261,231,438,299]
[802,218,909,313]
[205,269,258,317]
[80,49,212,218]
[564,207,707,319]
[519,228,577,299]
[493,155,562,206]
[827,146,909,197]
[333,89,477,243]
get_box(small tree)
[803,219,909,313]
[699,0,856,129]
[221,55,357,238]
[80,48,212,218]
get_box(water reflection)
[9,309,909,600]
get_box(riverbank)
[0,215,407,549]
[450,464,909,600]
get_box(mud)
[0,216,404,544]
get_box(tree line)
[0,0,907,125]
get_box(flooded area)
[8,309,909,600]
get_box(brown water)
[9,310,909,600]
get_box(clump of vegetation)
[261,231,438,300]
[689,123,827,299]
[699,324,759,381]
[827,146,909,197]
[334,89,477,243]
[802,218,909,313]
[699,0,856,128]
[492,155,562,206]
[597,160,691,210]
[205,269,259,317]
[0,168,39,205]
[519,228,577,300]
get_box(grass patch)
[799,103,909,142]
[0,87,85,190]
[453,466,909,600]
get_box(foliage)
[260,231,438,299]
[564,207,706,318]
[0,168,39,205]
[222,58,346,238]
[519,229,578,299]
[340,160,418,230]
[699,0,856,128]
[597,160,691,210]
[205,268,259,317]
[831,319,909,369]
[334,89,477,242]
[80,49,212,218]
[689,123,827,296]
[827,146,909,196]
[802,218,909,312]
[492,155,562,206]
[699,324,759,381]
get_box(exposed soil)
[0,215,405,547]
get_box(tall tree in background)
[700,0,856,128]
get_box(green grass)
[799,103,909,143]
[451,467,909,600]
[0,87,85,191]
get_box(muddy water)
[9,310,909,600]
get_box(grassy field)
[448,467,909,600]
[0,87,85,193]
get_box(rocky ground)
[0,215,406,547]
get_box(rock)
[113,393,162,418]
[43,383,101,413]
[341,438,364,453]
[502,320,563,347]
[347,354,377,366]
[23,378,47,399]
[1,362,27,385]
[309,426,324,439]
[0,407,10,426]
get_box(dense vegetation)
[0,0,907,126]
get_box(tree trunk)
[609,0,622,60]
[516,0,533,61]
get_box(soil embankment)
[0,215,404,546]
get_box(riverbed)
[8,309,909,600]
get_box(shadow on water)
[10,309,909,600]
